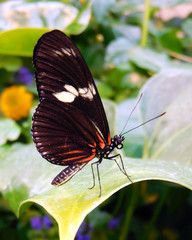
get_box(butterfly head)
[112,135,125,150]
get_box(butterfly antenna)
[121,112,166,136]
[120,93,143,135]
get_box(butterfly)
[31,30,165,197]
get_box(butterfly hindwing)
[32,98,97,165]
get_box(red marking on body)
[107,132,111,145]
[96,132,105,149]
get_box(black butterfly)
[31,30,164,197]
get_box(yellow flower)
[0,85,33,121]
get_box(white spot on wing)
[64,85,79,96]
[52,50,63,56]
[53,84,79,103]
[61,48,72,56]
[53,83,97,103]
[89,83,96,95]
[53,91,76,103]
[78,87,93,100]
[52,48,76,58]
[78,87,87,94]
[71,48,77,57]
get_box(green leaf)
[105,39,173,73]
[158,30,183,53]
[97,82,114,99]
[92,0,115,23]
[182,18,192,39]
[65,3,91,35]
[0,28,50,57]
[0,1,78,31]
[105,37,135,66]
[0,70,192,240]
[139,68,192,163]
[0,118,21,146]
[0,2,91,56]
[128,47,172,72]
[0,55,22,71]
[117,98,144,158]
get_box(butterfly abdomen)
[51,162,88,186]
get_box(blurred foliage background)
[0,0,192,239]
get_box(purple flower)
[18,67,33,86]
[77,221,86,234]
[30,215,52,231]
[76,234,91,240]
[108,218,120,230]
[43,215,52,229]
[76,221,92,240]
[30,216,42,231]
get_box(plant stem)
[141,0,151,47]
[119,183,140,240]
[141,186,169,240]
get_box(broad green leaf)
[0,28,50,56]
[0,69,192,240]
[0,118,21,146]
[139,68,192,162]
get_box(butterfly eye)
[116,143,123,149]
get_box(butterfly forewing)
[32,30,111,168]
[33,30,110,141]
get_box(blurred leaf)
[106,38,173,73]
[0,70,192,240]
[92,0,115,23]
[0,2,91,57]
[129,47,172,72]
[65,3,91,35]
[158,30,183,53]
[97,82,114,99]
[113,25,141,43]
[105,37,136,66]
[117,98,144,158]
[0,1,78,31]
[181,18,192,39]
[0,55,22,71]
[103,68,130,89]
[0,28,49,57]
[82,43,105,77]
[0,69,12,87]
[0,118,21,146]
[139,68,192,163]
[150,0,190,8]
[87,208,111,229]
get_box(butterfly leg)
[88,159,102,197]
[107,154,133,183]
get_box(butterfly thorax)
[96,135,125,161]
